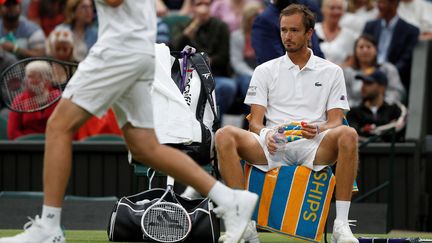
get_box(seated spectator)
[251,0,324,65]
[230,2,263,114]
[75,108,122,140]
[343,34,405,107]
[363,0,419,91]
[398,0,432,40]
[346,69,407,142]
[315,0,356,66]
[0,0,46,59]
[55,0,97,62]
[46,27,76,62]
[340,0,378,37]
[7,61,58,140]
[27,0,66,36]
[210,0,261,32]
[171,0,237,117]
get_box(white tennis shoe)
[242,220,260,243]
[214,190,258,243]
[331,219,358,243]
[0,215,65,243]
[219,220,260,243]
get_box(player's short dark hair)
[280,4,315,31]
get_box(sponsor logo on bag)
[148,211,184,229]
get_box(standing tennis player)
[0,1,258,243]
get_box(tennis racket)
[0,57,78,113]
[141,176,192,243]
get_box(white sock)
[41,205,62,228]
[208,181,233,206]
[335,200,350,223]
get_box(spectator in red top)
[27,0,66,36]
[7,60,59,139]
[75,108,122,140]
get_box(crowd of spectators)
[1,0,431,141]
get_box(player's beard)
[285,41,306,53]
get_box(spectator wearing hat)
[347,69,407,142]
[0,0,46,59]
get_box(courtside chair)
[15,133,46,141]
[82,134,124,142]
[0,116,7,140]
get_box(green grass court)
[1,230,432,242]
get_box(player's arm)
[248,104,266,135]
[302,108,344,139]
[249,104,280,154]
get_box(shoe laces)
[23,215,43,232]
[348,220,357,227]
[334,219,357,233]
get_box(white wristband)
[259,128,272,141]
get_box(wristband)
[316,125,320,135]
[259,128,271,141]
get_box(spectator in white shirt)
[315,0,357,66]
[398,0,432,40]
[340,0,378,37]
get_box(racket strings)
[1,59,75,112]
[142,202,190,242]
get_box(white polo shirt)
[94,0,156,55]
[244,50,350,128]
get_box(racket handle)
[166,176,175,187]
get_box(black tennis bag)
[107,188,220,242]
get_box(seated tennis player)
[215,4,359,243]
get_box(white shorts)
[251,130,330,172]
[62,46,155,129]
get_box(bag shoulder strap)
[188,52,221,132]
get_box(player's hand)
[266,131,279,155]
[301,122,320,139]
[361,124,375,133]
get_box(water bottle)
[273,127,286,149]
[271,127,286,162]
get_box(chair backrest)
[161,14,191,40]
[83,134,124,142]
[0,116,7,140]
[15,133,46,141]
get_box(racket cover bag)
[107,189,220,242]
